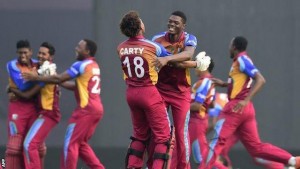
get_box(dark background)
[0,0,299,168]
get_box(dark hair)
[120,11,141,38]
[16,40,31,49]
[208,58,214,73]
[41,42,55,55]
[83,39,97,57]
[171,11,187,24]
[233,36,248,51]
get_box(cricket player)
[9,42,60,169]
[6,40,40,169]
[117,11,183,169]
[151,11,197,169]
[205,36,300,169]
[22,39,105,169]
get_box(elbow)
[187,51,193,60]
[260,75,266,85]
[262,78,266,85]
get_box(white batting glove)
[37,61,50,75]
[195,51,211,71]
[48,63,57,75]
[37,61,57,76]
[195,51,206,61]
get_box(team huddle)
[4,10,300,169]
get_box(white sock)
[288,157,296,166]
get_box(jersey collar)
[129,35,145,40]
[164,31,185,43]
[234,51,247,61]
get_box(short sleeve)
[7,60,34,91]
[155,42,171,57]
[66,61,82,79]
[238,56,259,78]
[185,34,197,48]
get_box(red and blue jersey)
[227,52,259,100]
[117,35,170,87]
[66,57,102,111]
[152,31,197,93]
[191,74,215,119]
[7,59,39,91]
[7,58,42,102]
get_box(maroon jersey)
[117,35,170,87]
[152,32,197,93]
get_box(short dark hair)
[171,11,187,24]
[120,11,141,38]
[83,39,97,57]
[208,58,214,73]
[41,42,55,55]
[233,36,248,51]
[16,40,31,49]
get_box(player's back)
[117,35,168,87]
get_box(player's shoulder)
[117,39,129,50]
[184,32,197,39]
[7,59,19,71]
[237,54,254,64]
[152,31,166,41]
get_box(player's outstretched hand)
[22,70,38,81]
[195,51,211,71]
[212,78,227,87]
[37,61,57,76]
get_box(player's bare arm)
[155,46,195,70]
[212,78,229,87]
[9,84,42,99]
[60,81,76,91]
[233,72,266,113]
[22,71,72,84]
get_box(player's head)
[38,42,55,65]
[230,36,248,58]
[168,11,186,35]
[120,11,145,38]
[75,39,97,60]
[16,39,32,65]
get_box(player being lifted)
[9,42,60,169]
[205,36,300,169]
[22,39,105,169]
